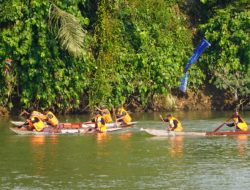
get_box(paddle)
[213,118,232,132]
[112,107,119,128]
[94,106,102,112]
[159,115,171,132]
[19,110,30,117]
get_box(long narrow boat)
[10,127,125,135]
[10,121,137,128]
[206,131,250,136]
[143,129,250,137]
[143,129,206,137]
[83,121,137,128]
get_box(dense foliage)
[89,0,195,108]
[199,0,250,101]
[0,0,91,112]
[0,0,249,112]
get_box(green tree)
[0,0,91,112]
[89,0,195,108]
[200,3,250,102]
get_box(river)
[0,111,250,189]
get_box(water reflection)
[29,135,45,146]
[235,135,248,157]
[96,133,108,143]
[49,135,59,145]
[169,136,184,157]
[29,136,46,176]
[29,135,59,176]
[119,132,132,141]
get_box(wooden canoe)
[11,121,26,126]
[206,130,250,136]
[84,121,137,128]
[143,129,206,137]
[10,127,124,135]
[144,129,250,137]
[10,121,137,129]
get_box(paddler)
[29,116,46,132]
[116,106,132,125]
[20,110,46,120]
[19,110,44,130]
[226,111,248,131]
[43,111,59,127]
[99,106,113,123]
[20,110,58,130]
[19,112,46,132]
[160,114,183,132]
[94,110,107,133]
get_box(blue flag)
[179,39,211,92]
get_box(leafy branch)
[48,3,86,57]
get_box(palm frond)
[49,4,86,57]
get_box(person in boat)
[226,111,248,131]
[116,106,132,125]
[20,110,46,120]
[19,110,44,129]
[94,110,107,133]
[28,116,46,132]
[20,110,58,127]
[99,106,113,123]
[160,114,183,132]
[43,111,59,127]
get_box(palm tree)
[48,4,86,57]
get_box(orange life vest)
[117,108,132,125]
[95,114,107,132]
[45,111,59,127]
[30,116,45,132]
[233,117,248,131]
[169,117,183,132]
[101,109,113,123]
[31,111,46,120]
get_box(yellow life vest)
[169,117,183,132]
[102,109,113,123]
[117,108,132,125]
[45,111,59,127]
[237,122,248,131]
[95,115,107,132]
[31,116,45,132]
[31,111,46,120]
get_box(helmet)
[166,114,172,118]
[94,109,100,115]
[100,105,106,110]
[232,111,239,118]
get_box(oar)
[213,118,231,132]
[159,115,171,131]
[94,106,102,112]
[112,107,119,128]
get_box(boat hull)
[10,127,125,135]
[206,131,250,136]
[143,129,206,137]
[11,121,137,129]
[144,129,250,137]
[84,121,137,128]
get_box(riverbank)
[1,88,248,117]
[130,87,249,112]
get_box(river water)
[0,111,250,190]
